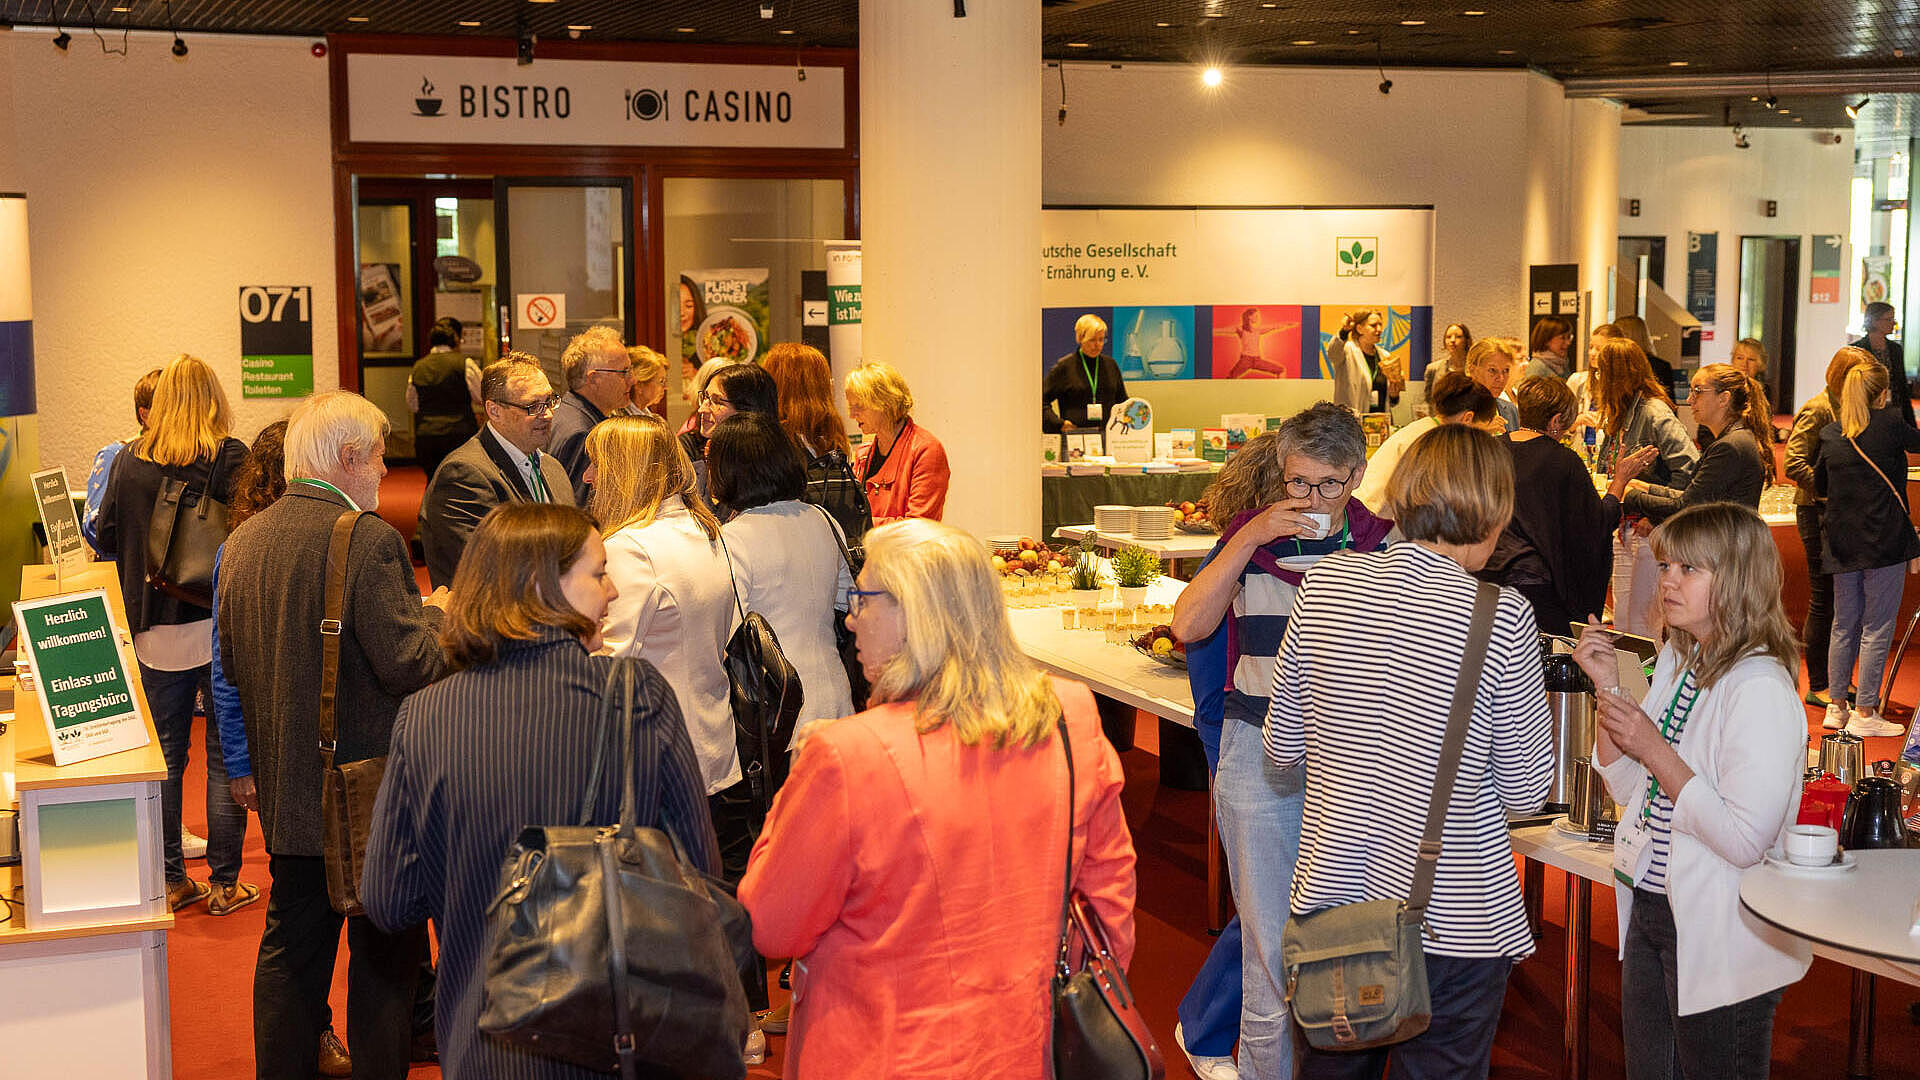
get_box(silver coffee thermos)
[1541,650,1596,812]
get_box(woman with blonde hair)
[1816,360,1920,736]
[846,361,951,522]
[1785,346,1875,708]
[1043,312,1129,433]
[97,353,254,913]
[626,345,668,416]
[740,518,1137,1079]
[1594,338,1698,634]
[1573,503,1809,1080]
[1622,363,1771,520]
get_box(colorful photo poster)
[1210,305,1303,379]
[1312,306,1429,378]
[1111,306,1196,381]
[680,268,770,366]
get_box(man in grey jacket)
[218,390,448,1080]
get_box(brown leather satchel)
[317,509,387,917]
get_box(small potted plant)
[1069,539,1103,612]
[1110,545,1161,610]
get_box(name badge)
[1612,814,1651,887]
[1087,403,1104,422]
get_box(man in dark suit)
[217,390,449,1080]
[550,324,634,503]
[417,354,575,589]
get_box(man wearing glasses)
[417,354,575,588]
[550,325,636,502]
[1167,402,1397,1080]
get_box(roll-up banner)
[0,195,41,621]
[1040,207,1435,385]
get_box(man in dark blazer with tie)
[417,354,576,589]
[549,324,634,503]
[217,390,449,1080]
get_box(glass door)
[496,179,635,396]
[1738,235,1801,410]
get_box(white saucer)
[1277,553,1326,571]
[1763,849,1858,874]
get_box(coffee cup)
[1784,823,1840,867]
[1298,511,1331,539]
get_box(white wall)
[2,32,336,474]
[1042,63,1617,425]
[1617,124,1855,410]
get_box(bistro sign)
[346,53,846,149]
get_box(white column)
[860,1,1041,539]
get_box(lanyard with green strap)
[1642,670,1698,820]
[1080,352,1101,403]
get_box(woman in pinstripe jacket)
[361,503,720,1080]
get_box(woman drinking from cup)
[1573,502,1810,1080]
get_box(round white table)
[1741,849,1920,1077]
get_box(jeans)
[142,661,247,885]
[1612,529,1659,636]
[1214,717,1305,1079]
[254,854,428,1080]
[1796,506,1833,693]
[1622,890,1784,1080]
[1830,562,1907,712]
[1299,954,1513,1080]
[1177,710,1244,1058]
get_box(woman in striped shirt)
[1268,424,1553,1079]
[1573,503,1810,1080]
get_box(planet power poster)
[1040,207,1436,386]
[679,268,771,367]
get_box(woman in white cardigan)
[708,413,855,729]
[1573,502,1810,1080]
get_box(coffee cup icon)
[416,97,443,116]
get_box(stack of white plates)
[1132,506,1174,539]
[1094,505,1135,534]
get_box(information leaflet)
[31,466,86,579]
[14,589,147,765]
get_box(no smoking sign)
[517,292,567,330]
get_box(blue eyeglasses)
[845,587,889,616]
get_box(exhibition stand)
[0,562,171,1080]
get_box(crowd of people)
[75,304,1911,1080]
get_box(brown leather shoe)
[165,878,210,912]
[317,1028,351,1078]
[206,881,261,916]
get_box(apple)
[1018,538,1037,552]
[1180,501,1196,514]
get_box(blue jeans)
[1830,562,1907,711]
[1214,717,1305,1079]
[143,661,247,884]
[1178,710,1244,1058]
[1299,954,1514,1080]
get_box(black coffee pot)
[1842,776,1910,850]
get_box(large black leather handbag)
[477,658,755,1080]
[1050,717,1164,1080]
[717,532,804,819]
[144,453,229,607]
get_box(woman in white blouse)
[1573,502,1809,1080]
[1268,423,1553,1079]
[708,413,855,730]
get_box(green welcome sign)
[14,589,148,765]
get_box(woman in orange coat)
[845,361,951,522]
[739,518,1137,1078]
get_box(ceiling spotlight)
[1379,78,1393,94]
[516,31,535,65]
[1764,94,1778,109]
[1201,66,1223,88]
[1847,97,1871,119]
[459,20,482,27]
[760,2,775,17]
[51,29,70,50]
[1668,60,1688,67]
[1400,19,1426,26]
[170,34,188,57]
[347,14,370,22]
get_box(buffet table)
[1051,525,1220,568]
[1042,471,1216,538]
[1510,823,1920,1080]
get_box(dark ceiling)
[5,0,1919,131]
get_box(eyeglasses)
[586,367,633,382]
[493,395,560,417]
[700,390,732,408]
[845,587,889,616]
[1283,471,1355,499]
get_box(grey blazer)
[418,427,576,589]
[216,484,446,857]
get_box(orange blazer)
[852,417,951,523]
[739,677,1136,1080]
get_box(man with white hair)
[217,390,448,1080]
[550,324,634,502]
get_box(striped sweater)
[1266,543,1554,959]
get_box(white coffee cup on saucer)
[1298,511,1331,539]
[1784,824,1840,866]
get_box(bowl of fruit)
[990,537,1066,579]
[1133,624,1186,667]
[1169,500,1217,534]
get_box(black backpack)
[802,448,871,571]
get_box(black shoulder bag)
[145,450,230,606]
[801,447,871,572]
[478,657,756,1080]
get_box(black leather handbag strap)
[316,509,361,770]
[1053,713,1079,977]
[1406,581,1500,921]
[812,502,858,580]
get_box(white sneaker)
[182,828,208,860]
[1824,704,1850,730]
[743,1026,766,1066]
[1174,1022,1238,1080]
[1847,711,1906,738]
